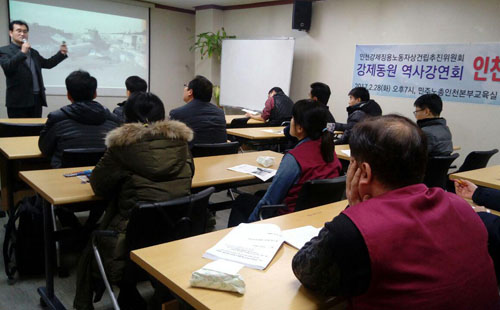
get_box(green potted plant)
[190,28,235,107]
[190,27,236,60]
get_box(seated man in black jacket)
[246,87,294,126]
[169,75,227,146]
[335,87,382,145]
[413,94,453,156]
[310,82,335,123]
[113,75,147,123]
[284,82,335,146]
[38,70,120,168]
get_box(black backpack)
[3,195,45,282]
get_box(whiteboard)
[220,38,295,111]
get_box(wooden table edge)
[19,170,56,204]
[130,201,348,309]
[449,173,500,190]
[130,251,210,310]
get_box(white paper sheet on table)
[282,226,322,249]
[242,108,258,115]
[203,223,284,270]
[341,149,351,157]
[202,260,244,275]
[228,164,277,181]
[281,225,321,249]
[261,129,283,134]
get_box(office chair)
[92,187,215,310]
[229,117,250,128]
[0,123,44,137]
[423,153,459,189]
[60,148,106,168]
[446,149,498,192]
[259,175,347,220]
[191,142,239,158]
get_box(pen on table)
[256,167,271,173]
[63,169,93,177]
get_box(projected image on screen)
[9,0,148,95]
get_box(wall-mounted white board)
[220,38,295,111]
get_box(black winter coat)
[112,100,126,123]
[417,118,453,156]
[335,100,382,144]
[169,98,227,146]
[0,43,67,108]
[38,101,120,167]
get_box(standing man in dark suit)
[0,20,68,118]
[169,75,227,146]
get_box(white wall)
[218,0,500,166]
[195,8,223,84]
[0,0,195,116]
[150,8,195,111]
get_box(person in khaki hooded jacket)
[74,92,194,310]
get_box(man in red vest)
[292,114,499,310]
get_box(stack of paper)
[203,224,323,270]
[203,223,284,270]
[228,164,277,181]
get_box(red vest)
[282,139,342,214]
[342,184,499,310]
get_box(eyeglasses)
[183,83,188,87]
[413,109,424,115]
[14,29,28,34]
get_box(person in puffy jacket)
[38,70,120,168]
[335,87,382,145]
[74,92,194,310]
[413,93,453,156]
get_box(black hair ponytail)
[292,99,334,162]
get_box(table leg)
[0,154,13,213]
[38,199,66,310]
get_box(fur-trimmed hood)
[105,120,193,148]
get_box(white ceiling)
[149,0,278,10]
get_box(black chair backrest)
[61,148,106,168]
[295,175,347,212]
[191,142,239,158]
[229,117,249,128]
[456,149,498,173]
[0,123,44,137]
[424,153,459,189]
[126,187,215,251]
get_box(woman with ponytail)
[228,99,342,226]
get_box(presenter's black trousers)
[7,94,43,118]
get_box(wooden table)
[334,145,460,162]
[192,150,282,189]
[225,115,265,126]
[449,165,500,190]
[0,118,47,124]
[227,127,285,140]
[18,150,283,310]
[0,136,45,211]
[19,151,284,205]
[131,200,348,310]
[334,144,350,161]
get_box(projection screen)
[8,0,149,96]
